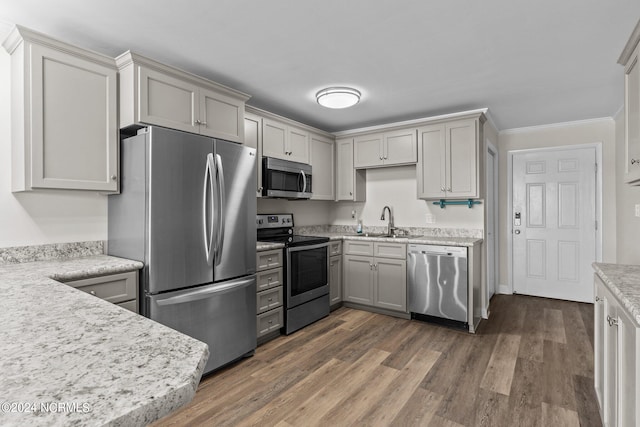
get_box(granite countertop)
[593,262,640,325]
[0,255,209,427]
[301,232,482,247]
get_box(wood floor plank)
[542,340,577,410]
[236,358,348,426]
[317,363,400,426]
[391,387,443,427]
[506,357,544,427]
[357,349,442,425]
[480,333,521,395]
[562,304,594,378]
[543,308,567,344]
[573,374,603,427]
[153,296,601,427]
[473,389,511,427]
[541,402,580,427]
[284,348,390,425]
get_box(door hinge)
[595,220,598,231]
[595,163,598,174]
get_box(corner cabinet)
[620,20,640,184]
[310,133,335,200]
[64,271,139,313]
[3,26,118,192]
[116,51,249,144]
[329,241,343,308]
[594,274,639,427]
[335,138,366,201]
[417,115,485,199]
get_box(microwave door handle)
[214,153,226,266]
[300,170,307,193]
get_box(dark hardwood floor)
[153,294,601,427]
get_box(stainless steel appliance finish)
[262,157,312,199]
[108,126,257,375]
[408,244,468,325]
[256,214,329,334]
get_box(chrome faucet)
[380,205,396,236]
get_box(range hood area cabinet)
[2,26,119,192]
[620,19,640,185]
[116,51,249,144]
[262,118,310,164]
[335,138,366,201]
[416,114,485,200]
[353,128,418,168]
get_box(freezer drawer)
[148,275,256,374]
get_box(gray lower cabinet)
[329,255,342,307]
[256,248,284,343]
[64,271,138,313]
[343,241,407,313]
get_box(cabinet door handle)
[379,156,383,160]
[110,175,117,181]
[200,121,207,126]
[595,296,600,302]
[349,191,353,196]
[258,186,263,192]
[607,315,618,327]
[89,290,96,296]
[369,263,373,270]
[631,159,640,165]
[194,119,201,125]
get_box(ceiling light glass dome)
[316,87,361,109]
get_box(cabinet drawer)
[344,240,374,256]
[257,307,283,337]
[329,241,342,256]
[257,286,283,314]
[374,242,406,259]
[65,271,138,304]
[117,299,138,313]
[256,249,283,271]
[257,268,283,292]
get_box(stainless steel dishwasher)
[407,244,468,327]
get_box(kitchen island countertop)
[0,255,209,427]
[593,262,640,325]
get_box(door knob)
[514,230,521,234]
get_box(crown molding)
[618,18,640,65]
[499,116,614,136]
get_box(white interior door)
[512,147,596,303]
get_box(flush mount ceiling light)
[316,87,361,109]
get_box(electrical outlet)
[351,210,356,219]
[425,214,435,224]
[635,204,640,217]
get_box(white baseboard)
[498,284,512,295]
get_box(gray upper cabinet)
[310,133,335,200]
[335,138,366,201]
[353,128,417,169]
[244,112,263,197]
[3,26,118,192]
[417,115,484,199]
[116,51,249,144]
[262,118,310,164]
[620,20,640,185]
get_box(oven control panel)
[256,214,294,229]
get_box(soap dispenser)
[356,220,363,234]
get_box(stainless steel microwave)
[262,157,312,199]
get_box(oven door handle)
[287,242,329,253]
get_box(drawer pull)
[268,277,272,282]
[268,320,273,324]
[268,298,273,302]
[90,290,96,296]
[267,258,272,262]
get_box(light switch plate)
[635,204,640,217]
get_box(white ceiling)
[1,1,639,132]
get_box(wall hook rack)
[433,199,482,209]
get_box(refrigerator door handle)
[204,153,215,265]
[214,153,226,266]
[155,277,254,306]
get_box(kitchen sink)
[348,232,399,238]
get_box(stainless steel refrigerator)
[108,126,257,374]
